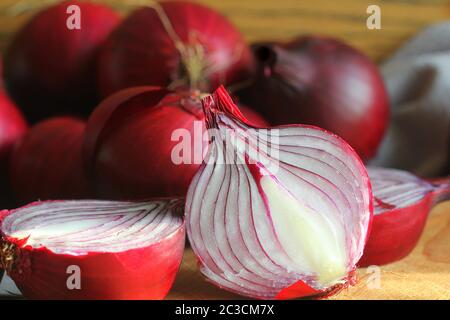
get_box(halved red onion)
[0,199,185,299]
[359,167,450,266]
[186,86,373,299]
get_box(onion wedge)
[360,167,450,266]
[186,86,373,299]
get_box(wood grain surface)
[0,0,449,300]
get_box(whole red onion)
[97,1,254,98]
[0,90,27,208]
[237,36,389,161]
[10,117,90,204]
[3,1,120,122]
[84,87,267,200]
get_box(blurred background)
[0,0,449,62]
[0,0,449,300]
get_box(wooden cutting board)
[168,202,450,300]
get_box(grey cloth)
[370,22,450,177]
[0,274,21,297]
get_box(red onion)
[237,36,389,161]
[84,86,267,200]
[97,1,253,97]
[3,1,120,121]
[359,167,450,267]
[0,199,185,299]
[10,117,90,205]
[0,75,20,277]
[186,86,372,299]
[0,90,28,208]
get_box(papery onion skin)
[10,117,90,205]
[0,199,185,300]
[237,36,389,161]
[84,86,267,200]
[97,1,254,97]
[359,167,450,267]
[186,86,372,299]
[0,90,28,208]
[3,1,120,122]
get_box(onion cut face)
[186,86,373,299]
[359,167,450,267]
[0,199,185,299]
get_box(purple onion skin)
[97,1,254,98]
[359,167,450,266]
[3,1,120,122]
[237,36,389,161]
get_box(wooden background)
[0,0,449,62]
[0,0,449,300]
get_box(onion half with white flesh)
[186,86,373,299]
[0,199,185,299]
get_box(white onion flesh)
[1,199,184,255]
[186,87,372,299]
[368,167,435,215]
